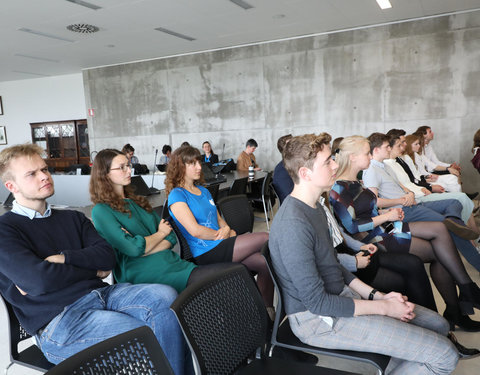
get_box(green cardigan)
[92,200,196,293]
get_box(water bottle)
[248,164,254,179]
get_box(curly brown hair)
[165,146,204,196]
[90,149,152,215]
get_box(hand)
[447,167,460,176]
[355,253,371,269]
[421,188,431,195]
[402,192,416,206]
[229,229,237,237]
[359,243,377,254]
[254,167,262,171]
[44,254,65,264]
[381,297,416,322]
[215,226,231,240]
[158,219,172,236]
[431,184,444,193]
[388,208,404,221]
[451,162,461,171]
[121,227,132,236]
[16,285,27,296]
[426,174,438,182]
[96,270,111,279]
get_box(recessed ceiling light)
[154,27,195,41]
[230,0,253,10]
[13,70,50,77]
[65,0,101,11]
[18,27,75,42]
[67,24,100,34]
[376,0,392,10]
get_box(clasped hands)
[214,225,236,240]
[380,292,416,322]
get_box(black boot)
[443,305,480,332]
[447,332,480,359]
[458,282,480,315]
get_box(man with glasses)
[0,144,192,374]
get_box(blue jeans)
[35,283,191,375]
[403,200,480,272]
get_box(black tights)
[370,252,437,311]
[232,232,273,307]
[408,221,473,309]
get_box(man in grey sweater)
[269,133,458,375]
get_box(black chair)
[161,199,195,262]
[45,326,174,375]
[205,183,220,203]
[261,243,391,375]
[217,194,254,235]
[229,176,248,195]
[0,295,54,374]
[171,264,355,375]
[249,172,274,230]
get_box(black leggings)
[369,252,437,311]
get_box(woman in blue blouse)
[166,146,273,308]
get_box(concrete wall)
[0,74,86,153]
[83,11,480,191]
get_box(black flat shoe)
[448,332,480,359]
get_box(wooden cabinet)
[31,120,90,171]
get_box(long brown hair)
[473,129,480,152]
[404,134,422,166]
[165,146,204,195]
[90,149,152,214]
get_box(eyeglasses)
[110,163,132,172]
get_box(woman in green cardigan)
[89,149,222,293]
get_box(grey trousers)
[289,289,458,375]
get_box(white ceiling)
[1,0,480,82]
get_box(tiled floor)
[1,207,479,374]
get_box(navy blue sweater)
[0,210,116,335]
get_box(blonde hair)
[0,143,44,182]
[335,136,369,178]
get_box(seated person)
[0,144,191,374]
[403,133,461,193]
[165,146,273,311]
[122,143,139,164]
[272,134,293,204]
[472,129,480,173]
[416,126,461,176]
[159,144,172,165]
[270,133,460,373]
[331,135,480,330]
[362,132,480,272]
[90,149,229,293]
[201,141,219,164]
[384,129,475,226]
[237,138,261,171]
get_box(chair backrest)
[205,183,220,203]
[168,216,195,263]
[229,177,248,195]
[171,264,268,375]
[45,326,174,375]
[0,294,54,372]
[217,194,254,235]
[261,172,273,199]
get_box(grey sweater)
[269,196,356,317]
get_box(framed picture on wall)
[0,96,3,115]
[0,126,7,145]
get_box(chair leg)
[5,362,13,375]
[262,196,269,231]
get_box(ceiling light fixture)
[14,54,60,63]
[65,0,101,10]
[230,0,253,10]
[154,27,195,41]
[12,70,50,77]
[66,24,100,33]
[376,0,392,10]
[18,27,75,42]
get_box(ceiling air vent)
[66,24,99,34]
